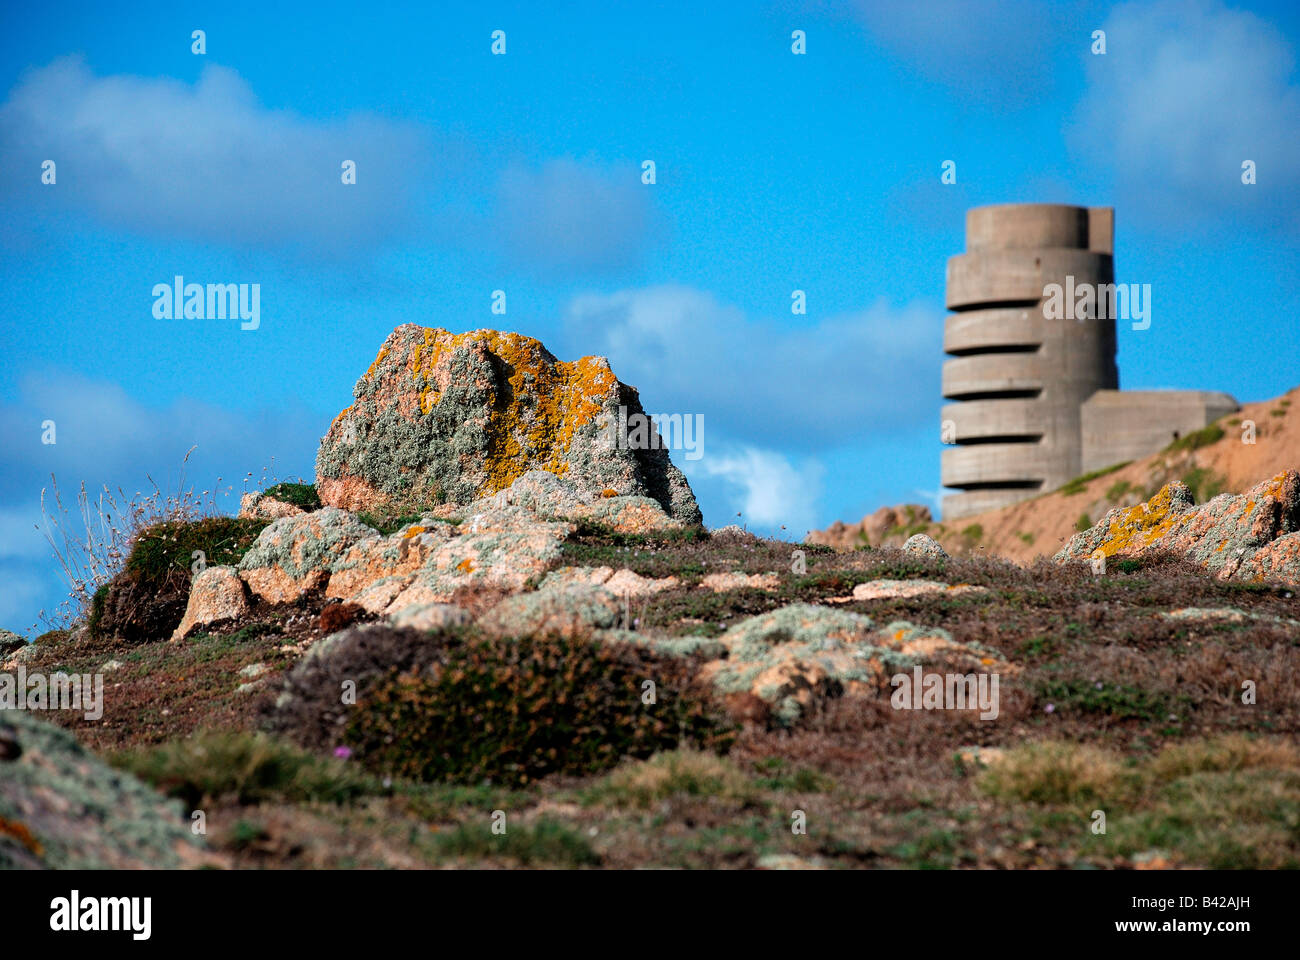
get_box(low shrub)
[344,632,735,785]
[979,741,1122,805]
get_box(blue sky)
[2,0,1298,630]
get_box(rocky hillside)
[4,328,1299,871]
[811,385,1300,563]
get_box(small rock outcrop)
[806,504,933,550]
[1055,470,1300,585]
[699,603,1012,726]
[171,566,250,641]
[0,629,25,658]
[238,490,307,521]
[902,533,948,559]
[315,326,701,524]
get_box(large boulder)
[1055,471,1300,584]
[316,326,701,524]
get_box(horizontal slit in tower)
[946,343,1041,357]
[953,480,1044,491]
[945,389,1042,401]
[948,298,1042,313]
[956,434,1043,445]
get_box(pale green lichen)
[237,508,377,579]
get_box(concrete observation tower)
[940,204,1236,520]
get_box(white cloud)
[563,285,941,449]
[849,0,1078,105]
[689,445,823,536]
[1070,0,1300,228]
[0,56,433,254]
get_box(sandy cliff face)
[811,385,1300,563]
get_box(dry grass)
[979,741,1123,805]
[38,446,228,630]
[589,750,760,809]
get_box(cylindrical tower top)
[965,203,1113,255]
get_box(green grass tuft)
[1058,461,1131,496]
[262,482,322,510]
[1164,424,1224,454]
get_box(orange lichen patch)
[0,816,43,857]
[402,525,427,539]
[600,488,620,498]
[456,557,475,573]
[403,328,618,495]
[329,404,354,430]
[362,346,389,381]
[1094,483,1192,557]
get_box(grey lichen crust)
[0,710,203,869]
[315,325,703,524]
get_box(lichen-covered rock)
[238,490,306,521]
[237,507,379,603]
[348,575,413,615]
[401,516,575,603]
[851,579,987,601]
[902,533,948,559]
[568,495,685,534]
[388,602,472,632]
[323,521,453,599]
[1160,607,1300,627]
[1055,471,1300,584]
[478,583,622,639]
[462,469,588,518]
[699,571,781,593]
[171,565,251,641]
[315,326,701,524]
[0,629,25,658]
[540,565,680,597]
[1238,531,1300,586]
[0,710,216,869]
[700,603,1011,726]
[459,471,683,534]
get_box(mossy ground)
[20,525,1300,869]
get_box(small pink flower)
[1044,703,1056,714]
[333,746,353,759]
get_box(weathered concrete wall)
[1081,390,1240,473]
[942,203,1118,520]
[940,203,1239,521]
